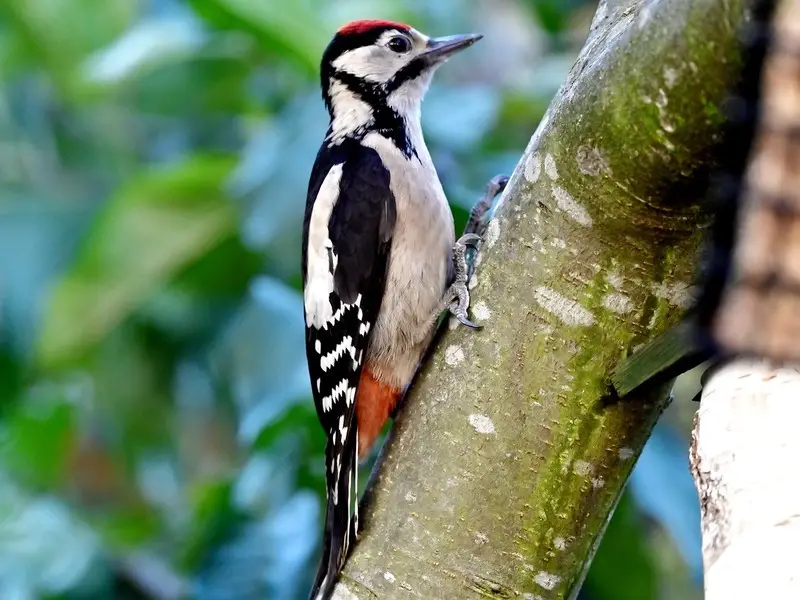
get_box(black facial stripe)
[386,56,428,93]
[320,25,406,106]
[330,71,417,160]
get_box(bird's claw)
[442,174,510,330]
[455,310,481,330]
[456,232,482,250]
[443,279,482,330]
[442,237,482,329]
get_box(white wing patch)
[304,164,344,328]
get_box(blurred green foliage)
[0,0,702,598]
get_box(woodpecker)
[301,20,486,600]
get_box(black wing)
[302,141,395,599]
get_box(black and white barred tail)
[309,426,359,600]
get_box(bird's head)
[320,20,481,140]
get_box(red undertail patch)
[356,367,401,460]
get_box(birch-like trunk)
[332,0,757,597]
[690,361,800,599]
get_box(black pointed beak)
[421,33,483,63]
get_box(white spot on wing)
[533,287,595,327]
[320,336,355,372]
[383,572,396,583]
[468,414,496,434]
[322,379,350,413]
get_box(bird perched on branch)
[300,19,495,600]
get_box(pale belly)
[366,214,454,390]
[361,130,456,389]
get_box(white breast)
[362,125,455,389]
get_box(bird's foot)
[441,175,509,330]
[442,233,483,329]
[463,174,509,281]
[464,174,510,237]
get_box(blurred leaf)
[187,0,327,76]
[37,155,239,369]
[584,492,657,600]
[0,28,32,80]
[138,236,263,343]
[0,344,23,408]
[174,235,262,298]
[0,0,135,94]
[180,479,243,571]
[1,398,73,488]
[94,508,161,549]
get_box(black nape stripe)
[330,71,418,160]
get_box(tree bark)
[333,0,755,597]
[690,360,800,599]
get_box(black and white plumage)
[302,141,395,597]
[301,19,483,600]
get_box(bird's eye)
[387,36,411,53]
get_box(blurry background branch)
[690,0,800,598]
[691,361,800,600]
[333,0,756,597]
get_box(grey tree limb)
[332,0,754,597]
[690,360,800,599]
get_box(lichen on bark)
[331,0,755,598]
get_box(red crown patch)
[337,19,411,36]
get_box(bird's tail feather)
[308,428,359,600]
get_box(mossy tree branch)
[332,0,754,597]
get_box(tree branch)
[333,0,755,597]
[690,360,800,599]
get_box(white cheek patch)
[334,46,405,83]
[304,164,343,328]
